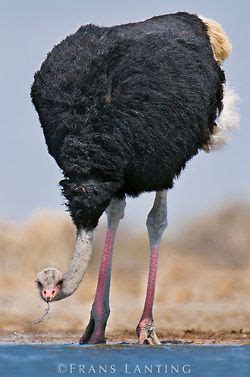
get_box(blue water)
[0,343,249,377]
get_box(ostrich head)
[35,229,94,303]
[36,268,63,302]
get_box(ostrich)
[31,12,238,344]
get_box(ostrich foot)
[136,319,161,345]
[79,316,107,344]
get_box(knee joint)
[106,198,126,224]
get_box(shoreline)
[1,330,249,346]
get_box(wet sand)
[1,329,250,345]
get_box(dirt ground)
[0,204,250,345]
[1,330,249,345]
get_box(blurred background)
[0,0,249,342]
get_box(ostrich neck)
[55,229,94,301]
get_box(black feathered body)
[31,12,225,228]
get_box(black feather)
[31,12,225,228]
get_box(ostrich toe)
[136,319,161,345]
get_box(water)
[0,343,249,377]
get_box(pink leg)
[137,190,167,345]
[80,198,126,344]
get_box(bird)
[31,12,239,345]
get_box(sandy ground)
[0,205,250,345]
[1,330,250,345]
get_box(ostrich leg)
[136,190,167,345]
[79,197,126,344]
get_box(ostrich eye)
[36,281,43,289]
[52,290,55,294]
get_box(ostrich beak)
[41,287,60,302]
